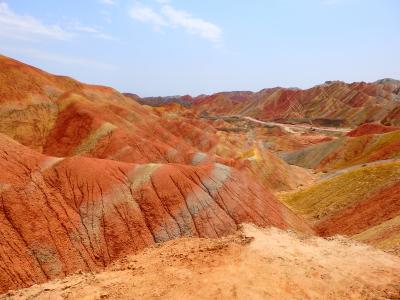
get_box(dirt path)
[243,116,352,134]
[4,224,400,300]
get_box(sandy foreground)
[2,224,400,300]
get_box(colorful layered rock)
[280,161,400,253]
[0,55,315,293]
[192,81,400,126]
[281,127,400,171]
[0,133,312,293]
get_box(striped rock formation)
[191,80,400,127]
[0,55,312,293]
[281,126,400,171]
[280,161,400,255]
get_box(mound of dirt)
[3,224,400,300]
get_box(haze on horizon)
[0,0,399,97]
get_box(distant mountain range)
[127,78,400,127]
[124,94,194,107]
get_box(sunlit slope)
[0,55,313,194]
[0,133,312,293]
[0,55,147,151]
[282,129,400,171]
[280,162,400,252]
[193,81,400,126]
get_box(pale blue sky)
[1,0,399,96]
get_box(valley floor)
[242,116,352,134]
[3,224,400,300]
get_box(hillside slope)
[280,161,400,253]
[0,55,312,192]
[281,127,400,171]
[0,130,313,293]
[192,80,400,126]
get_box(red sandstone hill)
[0,133,311,293]
[347,123,400,137]
[282,125,400,171]
[0,55,314,293]
[0,55,313,191]
[188,80,400,127]
[125,94,194,107]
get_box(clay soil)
[4,224,400,300]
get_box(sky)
[0,0,399,97]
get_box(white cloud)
[95,33,117,41]
[0,2,71,40]
[129,5,167,28]
[68,22,117,41]
[72,24,99,34]
[0,2,115,42]
[129,2,222,43]
[0,46,117,71]
[100,0,116,5]
[162,5,222,43]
